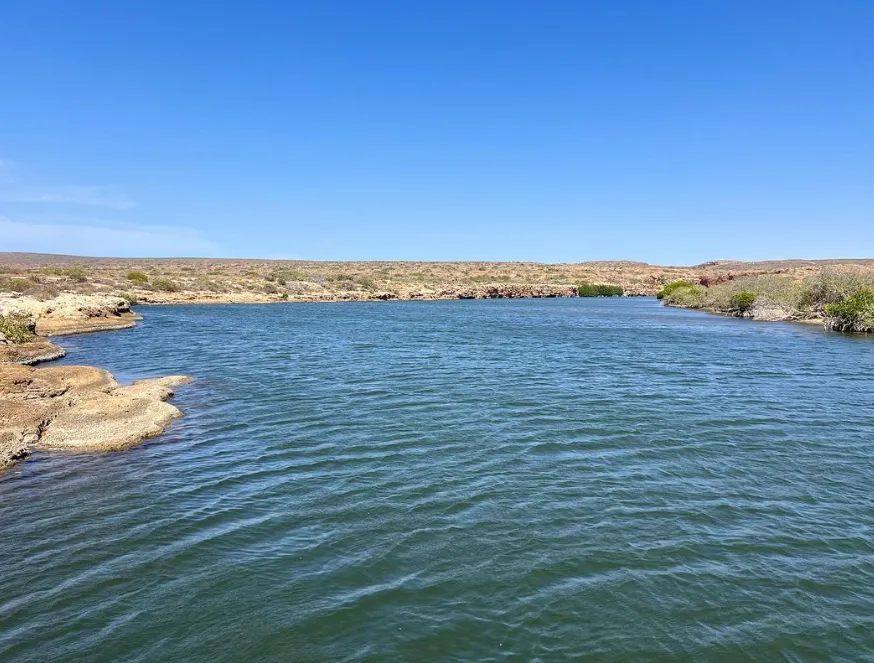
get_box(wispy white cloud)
[0,183,134,209]
[0,216,223,257]
[0,158,134,208]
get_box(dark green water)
[2,299,874,662]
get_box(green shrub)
[152,278,178,292]
[118,291,140,305]
[578,282,623,297]
[269,269,306,285]
[0,313,37,343]
[280,293,289,301]
[65,266,88,282]
[824,288,874,332]
[40,265,88,281]
[0,277,35,293]
[662,284,707,308]
[729,291,757,313]
[126,271,149,284]
[656,280,694,300]
[799,270,874,313]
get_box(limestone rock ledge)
[0,293,142,336]
[0,363,191,469]
[0,338,67,365]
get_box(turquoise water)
[2,298,874,662]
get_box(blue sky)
[1,1,872,263]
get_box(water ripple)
[2,299,874,662]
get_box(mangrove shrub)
[656,280,694,300]
[578,282,623,297]
[824,289,874,332]
[729,291,757,313]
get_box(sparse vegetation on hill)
[151,278,178,292]
[1,254,873,331]
[0,277,36,293]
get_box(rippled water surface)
[2,299,874,662]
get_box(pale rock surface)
[0,362,191,467]
[0,293,142,335]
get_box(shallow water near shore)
[2,298,874,662]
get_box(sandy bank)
[1,295,190,471]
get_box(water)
[2,298,874,662]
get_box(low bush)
[0,277,35,293]
[126,271,149,284]
[0,313,37,343]
[30,285,60,301]
[824,288,874,332]
[656,280,695,299]
[662,284,706,308]
[152,278,178,292]
[729,291,757,313]
[65,267,88,282]
[356,276,376,290]
[194,279,223,293]
[798,270,874,313]
[578,282,623,297]
[40,265,88,282]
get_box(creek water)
[2,298,873,662]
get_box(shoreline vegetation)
[657,270,874,333]
[3,253,874,471]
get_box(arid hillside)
[1,253,873,303]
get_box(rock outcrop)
[747,297,799,322]
[0,338,67,365]
[0,293,142,336]
[0,363,191,468]
[0,294,190,471]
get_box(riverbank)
[657,270,874,333]
[0,295,191,470]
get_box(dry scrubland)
[2,252,874,304]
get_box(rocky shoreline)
[1,295,191,471]
[135,282,598,304]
